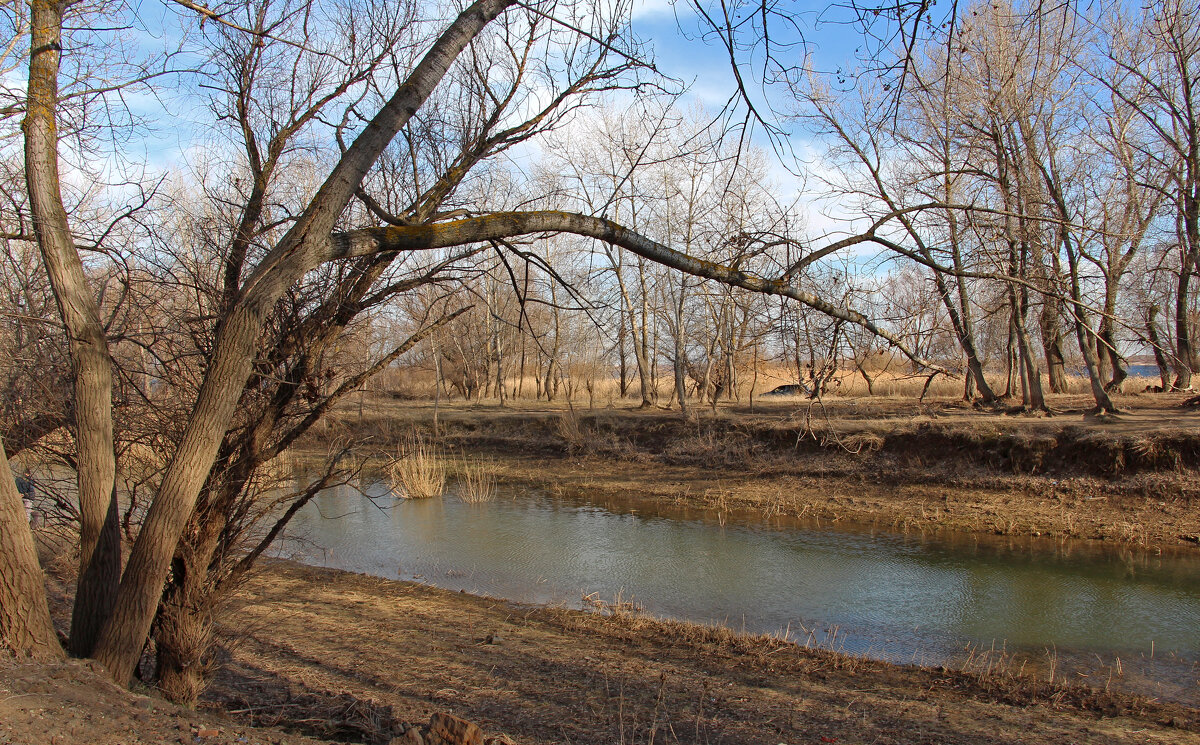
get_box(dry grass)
[452,455,497,503]
[553,408,590,454]
[387,435,446,499]
[373,362,1170,408]
[839,430,886,453]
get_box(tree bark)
[1147,304,1173,390]
[1174,260,1195,389]
[0,439,64,659]
[1098,319,1127,392]
[1040,300,1069,394]
[23,0,121,657]
[673,276,689,417]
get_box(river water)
[280,480,1200,703]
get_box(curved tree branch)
[324,210,950,372]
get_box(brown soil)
[12,560,1195,745]
[0,652,333,745]
[322,392,1200,552]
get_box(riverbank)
[209,561,1200,744]
[10,546,1200,745]
[11,559,1195,745]
[315,392,1200,552]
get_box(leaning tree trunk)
[1147,304,1173,390]
[1061,234,1118,415]
[23,0,120,657]
[91,0,518,686]
[0,439,64,660]
[1072,314,1118,414]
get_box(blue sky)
[628,0,886,111]
[45,0,885,246]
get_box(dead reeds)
[387,435,446,499]
[452,455,497,503]
[554,408,590,454]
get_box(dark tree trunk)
[1147,304,1173,390]
[1040,301,1068,394]
[1175,262,1196,389]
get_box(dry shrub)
[554,408,591,454]
[387,436,445,499]
[840,431,885,453]
[1129,435,1162,463]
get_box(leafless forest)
[1,0,1198,708]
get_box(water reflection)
[280,481,1200,702]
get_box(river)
[279,479,1200,703]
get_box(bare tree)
[5,0,968,689]
[1105,0,1200,388]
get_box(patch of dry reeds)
[387,436,445,499]
[840,430,886,453]
[453,455,496,503]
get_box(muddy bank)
[337,394,1200,478]
[315,395,1200,551]
[482,455,1200,552]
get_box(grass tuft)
[554,408,590,454]
[387,435,446,499]
[453,455,497,503]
